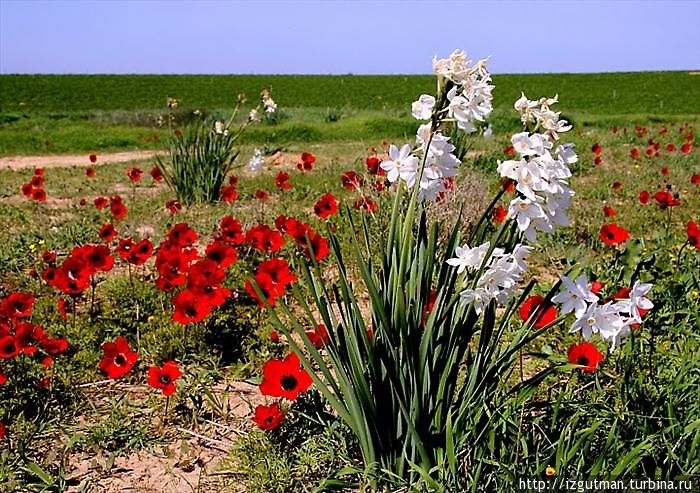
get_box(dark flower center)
[280,374,298,391]
[186,306,198,317]
[115,353,127,366]
[576,356,590,367]
[159,374,172,384]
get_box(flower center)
[115,353,127,366]
[280,374,298,391]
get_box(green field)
[1,72,699,155]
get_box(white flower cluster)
[380,125,461,202]
[425,49,494,133]
[261,89,277,114]
[248,147,265,173]
[514,93,572,140]
[553,275,654,352]
[449,243,533,314]
[497,96,577,242]
[214,120,228,135]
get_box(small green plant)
[324,107,343,123]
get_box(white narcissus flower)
[214,121,225,135]
[380,144,419,186]
[569,302,623,341]
[627,281,654,322]
[552,274,599,318]
[556,143,578,165]
[459,288,489,314]
[446,242,491,274]
[411,94,436,120]
[248,147,265,173]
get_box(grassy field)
[1,72,699,155]
[0,71,699,491]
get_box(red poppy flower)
[686,132,694,142]
[127,167,143,182]
[687,221,700,249]
[374,180,385,191]
[666,144,676,152]
[594,156,602,166]
[255,189,269,201]
[99,223,118,243]
[591,143,602,155]
[94,197,108,209]
[205,241,238,268]
[147,361,183,397]
[314,193,338,219]
[639,190,650,204]
[41,337,68,355]
[245,274,280,307]
[20,183,33,196]
[354,196,377,213]
[654,190,680,208]
[590,281,606,294]
[150,166,163,181]
[0,336,20,359]
[246,225,285,252]
[270,331,280,342]
[691,174,700,185]
[42,251,56,264]
[259,352,312,401]
[257,258,297,288]
[172,289,212,324]
[681,143,692,154]
[220,185,238,203]
[366,155,383,175]
[661,167,669,176]
[252,403,285,431]
[518,295,557,329]
[31,176,44,188]
[73,244,115,272]
[1,293,35,319]
[630,148,640,159]
[275,172,292,190]
[492,206,507,223]
[86,167,96,177]
[599,223,630,246]
[306,323,329,349]
[218,216,244,245]
[110,202,127,220]
[167,223,198,248]
[603,206,616,217]
[612,182,622,191]
[89,153,98,163]
[31,189,47,202]
[229,175,238,187]
[99,337,138,379]
[341,171,364,190]
[505,145,515,155]
[297,152,315,172]
[187,260,230,307]
[567,342,604,372]
[165,199,182,214]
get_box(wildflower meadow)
[0,49,699,492]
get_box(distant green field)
[1,72,699,155]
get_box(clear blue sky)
[1,0,699,74]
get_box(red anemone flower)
[259,352,313,401]
[591,143,602,155]
[252,403,285,431]
[341,171,364,190]
[354,196,377,213]
[127,167,143,182]
[99,223,118,243]
[165,199,182,214]
[691,173,700,185]
[630,148,640,159]
[150,166,163,181]
[275,172,292,190]
[172,289,212,324]
[599,223,630,246]
[681,143,692,154]
[89,153,98,163]
[205,241,238,268]
[147,361,183,396]
[306,324,329,349]
[255,189,269,201]
[687,221,700,249]
[110,202,127,220]
[603,206,616,217]
[492,206,507,223]
[518,295,557,329]
[220,185,238,203]
[567,342,604,372]
[314,193,338,219]
[639,190,651,204]
[1,293,35,319]
[99,337,138,379]
[0,336,21,359]
[94,197,108,209]
[31,189,47,202]
[86,167,96,177]
[654,190,680,208]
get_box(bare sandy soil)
[0,151,159,170]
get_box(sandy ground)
[0,150,159,170]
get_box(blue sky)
[1,0,699,74]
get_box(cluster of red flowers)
[21,167,47,202]
[313,193,338,219]
[591,142,604,166]
[245,258,297,307]
[253,352,313,430]
[274,215,330,261]
[275,171,292,190]
[0,292,68,371]
[127,167,143,182]
[221,175,239,203]
[626,124,693,160]
[296,152,315,172]
[42,244,116,295]
[93,195,128,220]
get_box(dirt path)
[0,150,160,170]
